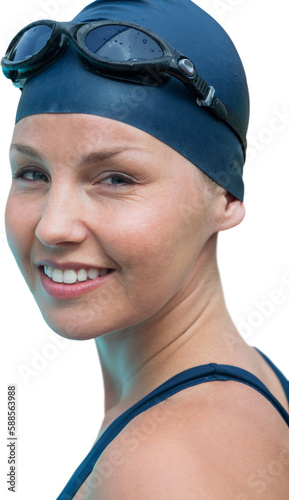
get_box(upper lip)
[36,260,113,270]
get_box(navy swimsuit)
[57,348,289,499]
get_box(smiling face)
[5,113,219,340]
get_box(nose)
[35,185,88,247]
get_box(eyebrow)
[81,148,139,164]
[10,144,43,161]
[10,143,143,164]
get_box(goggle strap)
[213,98,247,156]
[192,75,210,101]
[194,86,246,156]
[196,86,215,107]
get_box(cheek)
[100,200,206,300]
[5,194,36,272]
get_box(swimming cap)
[15,0,249,200]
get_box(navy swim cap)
[15,0,249,200]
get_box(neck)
[95,236,246,423]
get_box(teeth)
[88,269,99,279]
[64,270,78,284]
[52,268,64,283]
[44,266,106,284]
[47,266,53,278]
[77,269,88,282]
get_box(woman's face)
[6,114,218,339]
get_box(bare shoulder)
[86,381,289,499]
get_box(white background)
[0,1,288,499]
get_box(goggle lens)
[84,25,164,61]
[9,25,52,62]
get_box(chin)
[49,316,116,341]
[37,303,130,341]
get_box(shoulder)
[88,381,289,499]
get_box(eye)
[99,174,135,186]
[13,168,49,183]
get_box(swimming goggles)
[1,19,246,156]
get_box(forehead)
[12,113,165,154]
[11,113,200,185]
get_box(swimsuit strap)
[57,348,289,499]
[255,347,289,402]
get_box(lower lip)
[39,267,115,299]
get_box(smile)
[44,265,111,284]
[39,265,115,299]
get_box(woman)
[2,0,289,498]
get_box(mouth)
[39,265,115,299]
[43,265,113,284]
